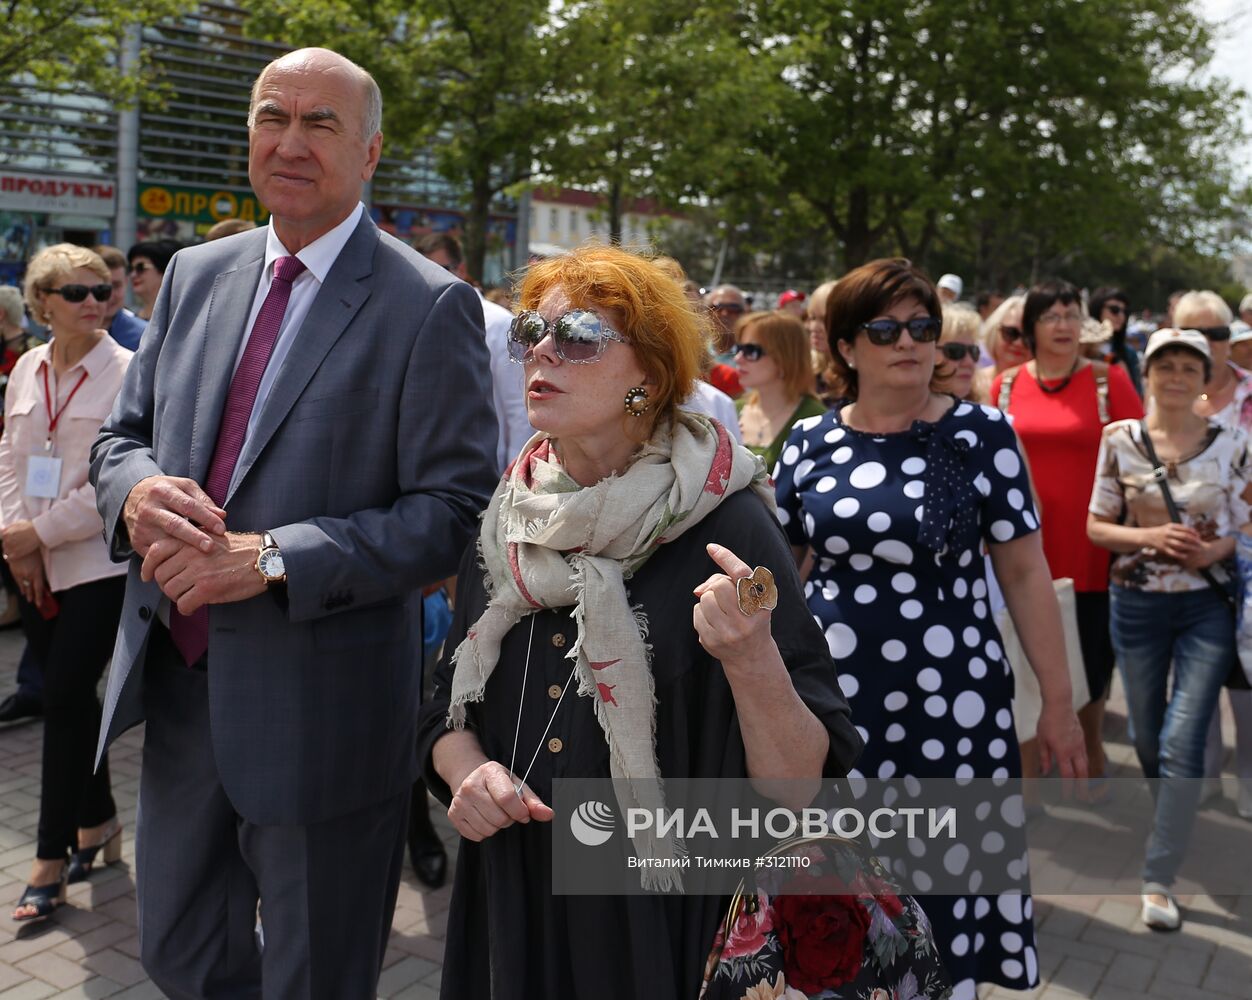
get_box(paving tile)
[1103,951,1155,992]
[47,979,122,998]
[51,925,134,963]
[1153,943,1211,987]
[0,965,27,992]
[1050,956,1106,996]
[12,953,90,991]
[375,957,437,997]
[79,952,144,989]
[0,980,57,1000]
[101,983,162,1000]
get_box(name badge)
[25,455,62,499]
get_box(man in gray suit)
[89,48,497,998]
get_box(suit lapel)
[189,245,266,483]
[225,216,378,504]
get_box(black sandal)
[67,819,123,884]
[12,871,67,923]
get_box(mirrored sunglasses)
[940,342,981,363]
[45,283,112,304]
[507,309,630,364]
[733,343,765,361]
[859,316,942,346]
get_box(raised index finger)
[706,542,753,580]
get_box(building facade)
[0,2,519,285]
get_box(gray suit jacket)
[89,215,498,825]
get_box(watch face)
[258,549,285,580]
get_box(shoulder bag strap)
[997,368,1017,411]
[1138,420,1234,609]
[1089,360,1110,424]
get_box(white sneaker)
[1141,892,1181,931]
[1237,780,1252,820]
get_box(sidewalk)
[0,628,1248,999]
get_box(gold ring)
[735,566,778,616]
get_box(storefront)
[137,183,270,242]
[0,170,118,285]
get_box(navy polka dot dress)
[774,400,1041,999]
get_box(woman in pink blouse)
[3,245,133,922]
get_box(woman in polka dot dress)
[775,259,1088,1000]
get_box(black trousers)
[19,574,126,860]
[137,623,410,1000]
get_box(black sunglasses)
[733,343,765,361]
[129,262,153,275]
[1196,325,1231,342]
[508,309,630,364]
[1103,303,1127,316]
[859,316,942,346]
[711,302,745,314]
[45,283,112,304]
[940,342,982,363]
[999,324,1025,343]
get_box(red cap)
[778,289,806,306]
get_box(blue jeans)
[1110,584,1235,888]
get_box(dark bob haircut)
[1022,279,1082,353]
[825,258,942,400]
[127,239,183,274]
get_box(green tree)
[542,0,771,245]
[0,1,192,102]
[734,0,1248,284]
[249,0,571,280]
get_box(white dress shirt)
[680,380,743,443]
[227,202,364,494]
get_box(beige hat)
[1080,317,1113,345]
[1143,327,1211,363]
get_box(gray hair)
[0,285,23,327]
[249,49,382,141]
[1175,290,1233,326]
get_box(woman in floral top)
[1173,290,1252,823]
[1087,328,1252,932]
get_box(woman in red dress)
[991,280,1143,791]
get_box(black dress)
[417,489,863,999]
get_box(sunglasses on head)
[999,324,1025,343]
[858,316,942,346]
[940,342,981,363]
[1196,325,1231,342]
[733,343,765,361]
[508,309,630,364]
[45,284,112,304]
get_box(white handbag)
[995,576,1090,742]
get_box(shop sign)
[139,184,270,224]
[0,170,116,215]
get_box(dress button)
[551,633,566,648]
[547,684,562,700]
[138,606,151,621]
[548,737,563,753]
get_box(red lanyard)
[41,363,89,440]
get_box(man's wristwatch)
[255,531,286,585]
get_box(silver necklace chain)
[508,614,579,799]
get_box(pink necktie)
[169,254,307,666]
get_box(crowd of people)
[0,42,1248,1000]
